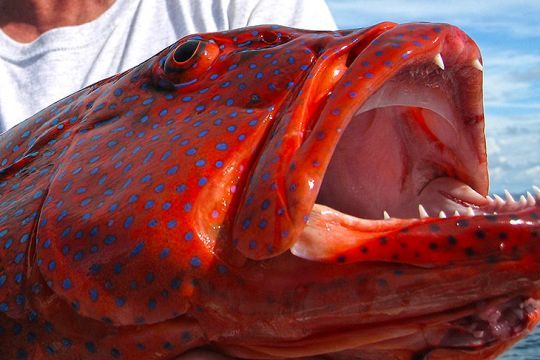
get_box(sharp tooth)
[519,195,527,207]
[418,204,429,218]
[439,210,447,218]
[454,210,461,217]
[504,189,516,204]
[527,192,536,206]
[433,53,445,70]
[383,211,391,220]
[533,186,540,199]
[467,207,475,216]
[472,59,483,71]
[494,194,506,207]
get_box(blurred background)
[325,1,540,358]
[326,0,540,197]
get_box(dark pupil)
[173,40,200,62]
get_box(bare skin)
[0,0,116,42]
[0,0,234,358]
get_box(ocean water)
[502,327,540,359]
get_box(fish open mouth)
[281,25,540,358]
[316,59,490,221]
[291,29,540,263]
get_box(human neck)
[0,0,116,43]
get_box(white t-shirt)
[0,0,336,133]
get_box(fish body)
[0,23,539,359]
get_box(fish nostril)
[261,32,279,44]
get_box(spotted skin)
[0,23,539,359]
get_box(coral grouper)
[1,22,540,359]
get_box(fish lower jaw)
[291,185,540,264]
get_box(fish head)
[4,23,539,359]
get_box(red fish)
[1,22,539,359]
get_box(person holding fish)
[0,0,336,133]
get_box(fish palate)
[1,22,540,359]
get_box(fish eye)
[156,39,219,88]
[172,40,201,63]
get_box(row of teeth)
[383,186,540,220]
[433,53,483,72]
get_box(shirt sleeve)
[228,0,337,30]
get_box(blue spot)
[167,220,177,229]
[183,202,192,212]
[190,257,201,267]
[184,232,193,241]
[161,150,172,161]
[15,252,24,264]
[145,272,155,283]
[162,202,171,210]
[216,143,228,151]
[0,274,6,287]
[89,288,98,302]
[74,250,84,261]
[215,160,223,168]
[104,235,116,245]
[195,159,205,167]
[160,248,170,259]
[0,303,8,312]
[198,177,207,186]
[155,184,165,193]
[131,242,145,257]
[62,278,72,289]
[171,278,181,289]
[90,264,101,274]
[141,174,151,183]
[115,297,125,307]
[249,240,257,249]
[148,298,157,310]
[113,263,122,274]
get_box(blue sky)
[326,0,540,194]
